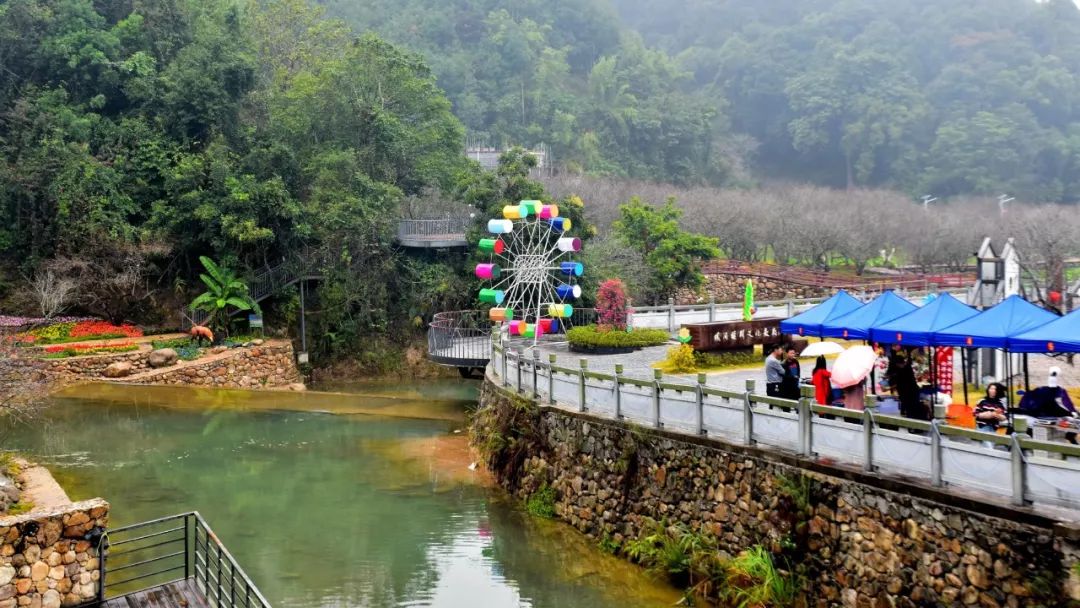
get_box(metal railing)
[184,254,325,328]
[428,310,493,366]
[397,216,473,240]
[492,337,1080,512]
[99,512,272,608]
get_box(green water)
[7,382,678,608]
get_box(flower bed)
[42,342,140,359]
[566,325,670,354]
[15,320,143,345]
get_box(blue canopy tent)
[933,295,1058,349]
[819,291,917,340]
[934,295,1059,409]
[868,293,979,347]
[868,292,980,403]
[1010,309,1080,353]
[779,290,862,338]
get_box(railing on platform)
[491,337,1080,512]
[397,216,473,240]
[428,310,493,366]
[99,512,272,608]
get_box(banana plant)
[189,256,261,336]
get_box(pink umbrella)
[831,345,877,388]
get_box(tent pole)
[1023,353,1030,392]
[961,348,969,406]
[1006,349,1014,431]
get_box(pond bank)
[6,381,682,608]
[473,374,1080,606]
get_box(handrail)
[490,336,1080,512]
[397,216,473,238]
[99,511,272,608]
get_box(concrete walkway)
[526,339,768,392]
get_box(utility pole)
[998,194,1014,217]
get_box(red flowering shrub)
[596,279,630,331]
[69,320,142,339]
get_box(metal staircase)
[184,254,325,328]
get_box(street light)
[998,194,1014,216]
[921,195,937,212]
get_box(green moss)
[566,325,669,349]
[525,483,557,519]
[0,452,21,478]
[598,533,621,555]
[6,502,33,515]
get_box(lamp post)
[921,195,937,212]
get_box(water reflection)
[6,384,678,608]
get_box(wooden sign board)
[248,314,263,329]
[683,318,785,352]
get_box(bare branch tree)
[26,269,77,319]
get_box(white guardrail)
[490,336,1080,512]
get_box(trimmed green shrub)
[566,325,669,349]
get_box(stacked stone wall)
[0,499,109,608]
[677,273,830,304]
[475,379,1080,607]
[125,343,299,389]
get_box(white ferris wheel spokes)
[475,200,583,342]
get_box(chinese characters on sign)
[683,319,785,351]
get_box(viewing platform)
[397,217,472,248]
[100,512,271,608]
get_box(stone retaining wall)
[474,378,1080,607]
[40,351,149,379]
[677,273,829,304]
[0,499,109,608]
[126,343,300,389]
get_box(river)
[5,381,679,608]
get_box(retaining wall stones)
[38,351,149,380]
[0,499,109,608]
[474,378,1080,607]
[125,343,300,389]
[677,273,829,304]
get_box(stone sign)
[682,318,784,351]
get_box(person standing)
[889,347,925,420]
[765,344,785,397]
[782,346,802,399]
[812,355,833,405]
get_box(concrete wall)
[474,378,1080,607]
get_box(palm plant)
[189,257,261,335]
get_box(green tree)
[612,197,719,302]
[190,256,261,333]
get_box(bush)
[723,546,797,608]
[41,342,139,358]
[566,325,669,349]
[151,337,193,350]
[175,345,202,361]
[663,344,698,372]
[657,344,759,373]
[525,483,557,519]
[596,279,629,330]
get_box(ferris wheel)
[475,200,583,340]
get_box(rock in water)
[147,348,178,368]
[103,361,133,378]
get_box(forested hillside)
[322,0,1080,201]
[0,0,507,363]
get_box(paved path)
[527,339,767,392]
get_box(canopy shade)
[1010,308,1080,353]
[933,295,1059,349]
[779,290,862,338]
[868,292,979,347]
[819,291,918,340]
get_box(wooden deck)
[102,580,210,608]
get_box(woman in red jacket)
[812,355,833,405]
